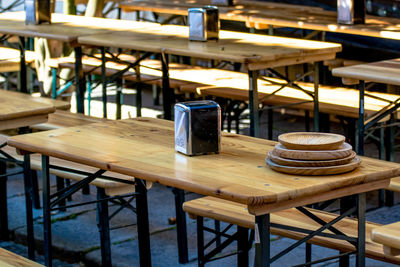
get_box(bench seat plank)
[371,222,400,256]
[183,196,400,265]
[0,247,43,267]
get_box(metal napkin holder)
[211,0,234,7]
[337,0,365,25]
[188,6,219,41]
[174,100,221,156]
[25,0,51,25]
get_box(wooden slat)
[183,196,400,265]
[7,118,400,212]
[372,222,400,256]
[332,58,400,86]
[0,247,43,267]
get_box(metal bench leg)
[101,47,108,118]
[23,154,35,260]
[305,243,312,266]
[197,216,205,267]
[248,70,259,137]
[313,62,319,132]
[56,177,66,212]
[135,178,151,267]
[172,188,189,263]
[0,160,8,240]
[31,170,40,209]
[356,193,366,267]
[237,226,249,267]
[116,78,123,120]
[215,220,221,247]
[97,188,111,267]
[267,107,273,140]
[74,46,86,114]
[42,155,52,267]
[357,81,365,155]
[254,214,270,267]
[19,36,27,94]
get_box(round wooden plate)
[265,157,361,176]
[273,143,353,160]
[278,132,345,150]
[267,150,357,167]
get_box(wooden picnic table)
[0,11,158,113]
[7,117,400,267]
[76,18,341,135]
[0,89,69,262]
[119,0,400,40]
[0,90,56,130]
[332,59,400,157]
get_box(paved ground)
[2,86,400,267]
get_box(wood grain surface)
[267,150,356,167]
[120,0,400,40]
[7,118,400,213]
[372,222,400,254]
[265,157,361,176]
[77,23,341,70]
[0,90,55,130]
[278,132,345,150]
[332,58,400,86]
[273,142,353,160]
[0,247,43,267]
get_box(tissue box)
[337,0,365,24]
[25,0,51,25]
[175,100,221,156]
[188,6,219,41]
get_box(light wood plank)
[0,247,43,267]
[333,58,400,86]
[372,222,400,254]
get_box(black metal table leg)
[172,188,189,263]
[74,46,86,114]
[357,81,365,155]
[313,62,319,132]
[339,196,353,266]
[19,36,27,93]
[254,214,270,267]
[101,46,107,118]
[116,78,123,120]
[42,155,52,267]
[248,70,259,137]
[0,160,8,240]
[97,188,111,267]
[23,154,35,260]
[237,226,249,266]
[356,193,366,267]
[161,53,173,120]
[135,178,151,266]
[31,170,40,209]
[197,216,205,267]
[135,51,142,117]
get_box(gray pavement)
[2,87,400,266]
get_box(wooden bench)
[371,221,400,256]
[0,47,36,73]
[183,196,400,265]
[0,247,43,267]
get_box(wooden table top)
[0,12,156,42]
[332,58,400,86]
[0,247,43,267]
[0,90,56,130]
[77,22,341,70]
[7,117,400,215]
[119,0,400,40]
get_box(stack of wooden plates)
[265,132,361,176]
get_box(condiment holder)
[266,132,361,175]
